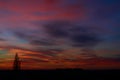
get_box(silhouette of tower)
[13,53,21,70]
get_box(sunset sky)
[0,0,120,70]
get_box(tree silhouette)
[13,53,21,70]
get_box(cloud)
[0,38,6,41]
[0,9,14,17]
[43,21,101,47]
[44,21,70,38]
[21,57,49,63]
[13,30,33,40]
[10,20,102,53]
[9,20,102,62]
[30,39,54,46]
[70,33,100,47]
[0,0,86,23]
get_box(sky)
[0,0,120,70]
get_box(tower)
[13,53,21,70]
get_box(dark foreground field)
[0,69,120,80]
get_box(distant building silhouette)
[13,53,21,70]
